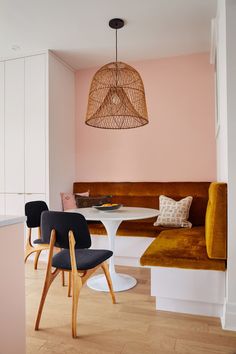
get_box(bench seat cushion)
[87,220,179,238]
[140,227,226,271]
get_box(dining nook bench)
[73,181,212,266]
[140,182,227,317]
[73,181,227,317]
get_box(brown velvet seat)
[140,227,226,271]
[140,182,227,271]
[87,219,179,237]
[73,181,227,272]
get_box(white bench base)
[151,267,225,317]
[28,234,153,265]
[91,234,154,267]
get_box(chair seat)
[52,249,113,270]
[33,238,48,245]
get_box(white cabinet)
[5,59,25,193]
[0,194,5,214]
[25,55,46,194]
[24,193,46,204]
[5,194,25,215]
[0,62,5,193]
[0,51,75,216]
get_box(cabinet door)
[0,62,4,193]
[5,194,25,215]
[0,194,5,214]
[24,193,46,204]
[25,55,46,194]
[5,59,25,193]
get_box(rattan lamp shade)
[85,61,148,129]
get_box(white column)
[217,0,236,330]
[0,62,4,194]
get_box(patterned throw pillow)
[154,195,193,228]
[75,195,112,208]
[61,191,89,211]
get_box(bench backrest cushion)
[73,182,210,226]
[205,182,227,259]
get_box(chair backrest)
[25,201,49,228]
[41,211,91,249]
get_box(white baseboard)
[221,301,236,330]
[157,297,223,317]
[112,256,141,267]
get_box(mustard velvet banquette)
[73,182,227,271]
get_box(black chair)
[25,201,50,270]
[35,211,116,338]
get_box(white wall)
[48,53,76,210]
[216,0,228,181]
[216,0,236,330]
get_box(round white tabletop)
[67,206,159,292]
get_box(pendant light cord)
[116,28,118,63]
[115,28,118,86]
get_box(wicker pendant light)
[85,18,149,129]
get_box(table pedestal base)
[87,273,137,292]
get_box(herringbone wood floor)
[26,262,236,354]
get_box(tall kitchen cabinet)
[0,51,76,215]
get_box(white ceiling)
[0,0,217,70]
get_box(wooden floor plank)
[26,262,236,354]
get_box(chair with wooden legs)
[35,211,116,338]
[24,201,50,270]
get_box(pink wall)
[75,53,216,182]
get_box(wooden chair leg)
[34,250,41,270]
[61,271,65,287]
[25,228,34,263]
[35,268,60,330]
[25,247,48,264]
[68,271,72,297]
[101,262,116,304]
[24,248,34,263]
[71,272,82,338]
[35,230,58,331]
[69,231,83,338]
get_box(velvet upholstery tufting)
[140,182,227,270]
[205,182,227,259]
[140,227,226,271]
[73,182,210,237]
